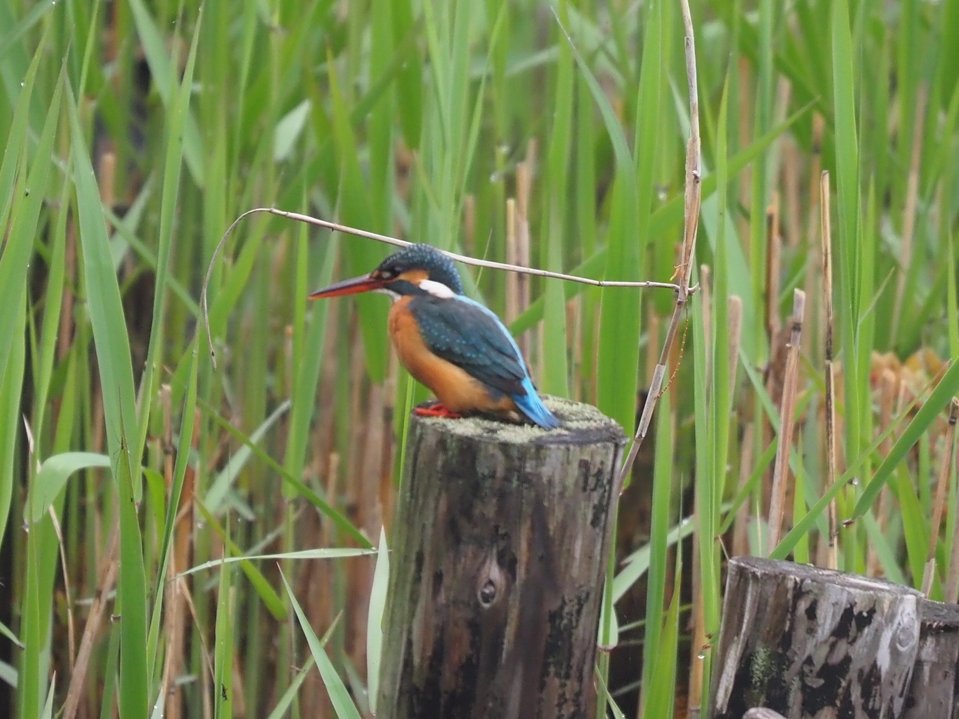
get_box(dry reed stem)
[515,154,533,358]
[890,85,927,340]
[765,196,781,342]
[783,139,801,250]
[616,0,701,488]
[732,423,755,557]
[686,265,712,717]
[63,523,120,719]
[930,399,959,596]
[161,385,185,719]
[178,578,214,719]
[725,295,744,553]
[505,198,519,323]
[820,171,839,569]
[516,141,534,310]
[809,115,824,217]
[727,296,743,399]
[47,506,77,673]
[689,511,706,717]
[767,289,806,551]
[867,368,900,574]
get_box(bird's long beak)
[308,274,386,299]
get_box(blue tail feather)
[513,378,559,429]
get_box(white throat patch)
[419,279,456,299]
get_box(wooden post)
[902,598,959,718]
[378,399,625,719]
[710,557,921,719]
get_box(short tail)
[513,379,560,429]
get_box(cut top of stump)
[412,395,625,447]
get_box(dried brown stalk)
[890,85,927,340]
[932,399,959,597]
[727,296,743,398]
[820,171,839,569]
[767,289,806,550]
[732,423,755,557]
[765,195,781,343]
[516,141,535,313]
[868,368,899,574]
[63,523,120,719]
[505,198,519,323]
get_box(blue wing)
[407,295,559,428]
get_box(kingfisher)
[309,244,559,429]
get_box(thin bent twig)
[200,207,689,366]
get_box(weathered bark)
[902,599,959,718]
[744,710,788,719]
[378,398,625,719]
[710,557,921,719]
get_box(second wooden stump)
[710,556,923,718]
[378,398,625,719]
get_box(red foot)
[414,401,463,419]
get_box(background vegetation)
[2,0,959,717]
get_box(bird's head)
[309,244,464,301]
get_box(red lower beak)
[308,275,386,299]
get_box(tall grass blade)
[69,89,149,716]
[280,572,363,719]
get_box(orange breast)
[388,298,516,415]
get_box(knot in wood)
[476,555,506,609]
[478,579,496,607]
[891,597,919,653]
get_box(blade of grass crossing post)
[367,528,389,715]
[280,572,362,719]
[69,90,149,717]
[266,658,316,719]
